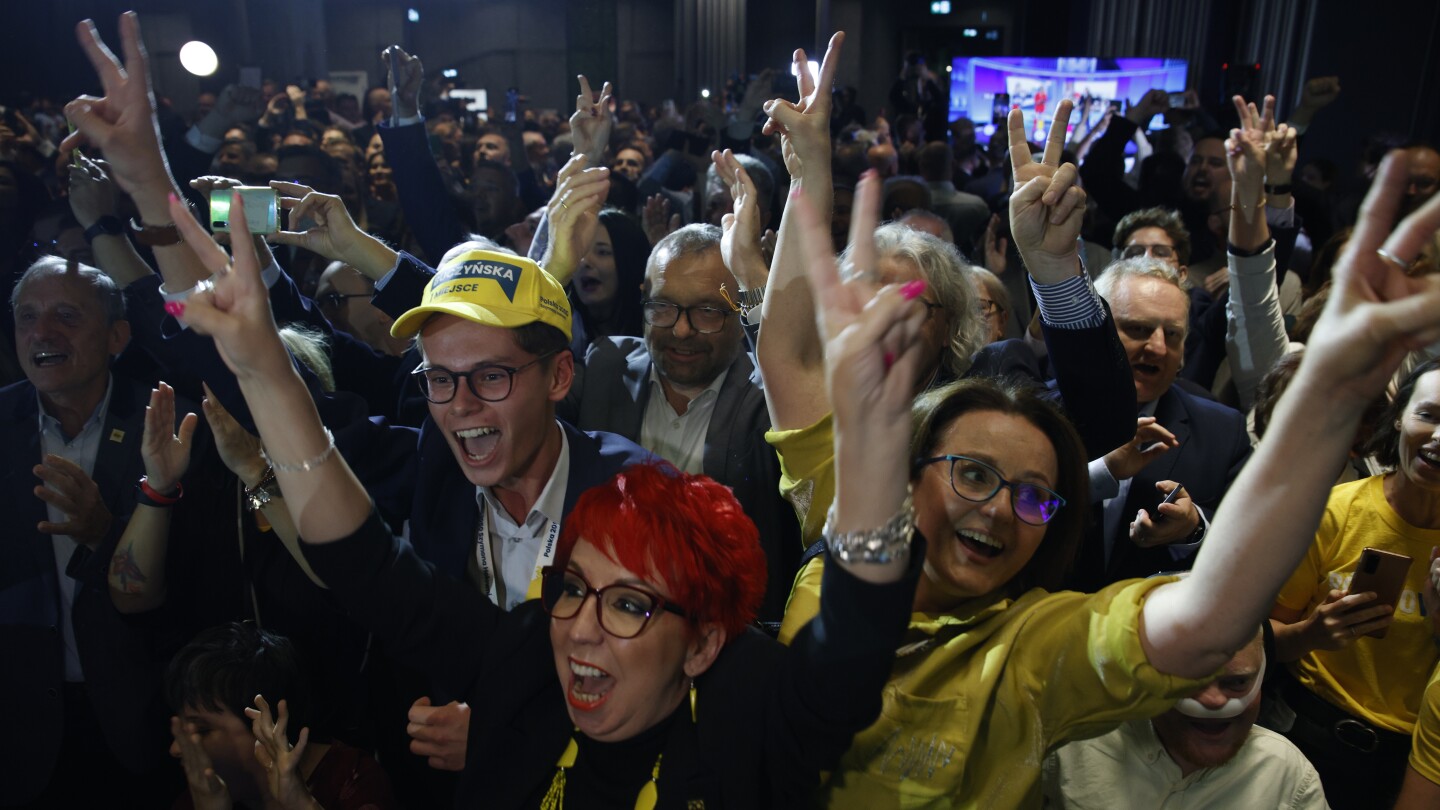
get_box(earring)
[689,680,697,723]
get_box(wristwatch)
[738,285,765,313]
[83,216,126,244]
[244,466,279,512]
[129,217,184,247]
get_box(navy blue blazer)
[0,377,175,800]
[407,417,652,584]
[1068,383,1252,590]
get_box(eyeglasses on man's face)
[641,299,735,334]
[915,454,1066,526]
[540,567,688,639]
[1121,243,1177,260]
[412,349,559,404]
[317,291,369,310]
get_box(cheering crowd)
[5,10,1440,809]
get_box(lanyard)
[475,498,562,608]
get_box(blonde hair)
[278,324,335,393]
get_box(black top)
[304,510,924,808]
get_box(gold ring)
[1377,248,1415,270]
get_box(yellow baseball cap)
[390,249,572,340]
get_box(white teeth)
[1422,450,1440,465]
[570,662,608,678]
[958,529,1002,550]
[455,427,497,439]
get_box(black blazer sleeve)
[378,121,466,263]
[1042,299,1138,459]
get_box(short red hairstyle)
[555,462,766,640]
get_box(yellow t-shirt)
[1275,475,1440,734]
[1410,664,1440,786]
[765,412,835,546]
[782,561,1210,809]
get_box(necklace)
[539,732,662,810]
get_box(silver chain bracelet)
[260,427,337,473]
[822,486,916,565]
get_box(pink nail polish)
[167,192,177,204]
[164,301,185,318]
[901,279,927,300]
[789,188,802,200]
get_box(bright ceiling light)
[179,41,218,76]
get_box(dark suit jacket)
[407,417,652,587]
[561,337,802,622]
[0,376,173,801]
[305,510,922,809]
[1068,383,1252,590]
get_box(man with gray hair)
[0,256,182,803]
[1068,256,1252,590]
[562,224,800,622]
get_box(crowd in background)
[6,10,1440,810]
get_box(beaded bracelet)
[260,428,337,474]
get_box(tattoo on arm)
[110,547,149,594]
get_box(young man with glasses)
[561,225,802,624]
[385,247,650,610]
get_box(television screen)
[948,56,1188,144]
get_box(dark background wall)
[4,0,1437,163]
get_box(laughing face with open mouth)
[14,266,129,409]
[547,539,719,742]
[912,409,1060,610]
[417,315,570,491]
[1395,368,1440,492]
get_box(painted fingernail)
[167,192,178,204]
[789,188,802,200]
[883,351,896,369]
[901,279,927,300]
[164,301,185,318]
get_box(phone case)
[209,187,279,235]
[1349,547,1412,639]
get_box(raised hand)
[541,154,610,284]
[141,383,197,495]
[245,695,316,810]
[1264,123,1299,189]
[164,191,290,381]
[762,32,845,177]
[715,149,766,289]
[266,180,396,277]
[1125,88,1169,126]
[796,169,927,535]
[982,213,1008,275]
[1007,99,1083,281]
[34,455,111,548]
[201,384,267,486]
[67,155,117,228]
[383,46,424,120]
[642,194,680,247]
[569,75,614,169]
[1301,151,1440,405]
[1298,77,1341,112]
[1226,95,1270,212]
[171,716,233,810]
[61,13,175,200]
[1103,416,1178,481]
[407,696,470,771]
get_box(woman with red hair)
[158,158,924,807]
